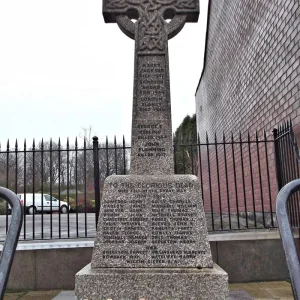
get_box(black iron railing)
[0,136,130,241]
[0,131,282,241]
[193,131,276,231]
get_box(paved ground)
[3,281,294,299]
[0,213,96,240]
[229,281,294,299]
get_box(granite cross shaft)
[76,3,229,297]
[103,0,199,175]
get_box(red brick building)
[195,0,300,228]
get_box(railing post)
[173,134,177,174]
[93,136,100,228]
[273,128,283,191]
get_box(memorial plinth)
[76,0,229,299]
[91,175,212,269]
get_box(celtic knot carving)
[139,11,164,51]
[106,0,127,9]
[175,0,196,9]
[106,0,196,10]
[105,0,197,51]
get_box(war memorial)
[75,0,229,298]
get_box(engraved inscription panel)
[92,175,213,268]
[130,54,173,174]
[137,57,167,115]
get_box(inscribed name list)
[92,175,213,268]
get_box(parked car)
[8,193,70,215]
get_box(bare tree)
[0,127,131,197]
[79,126,94,147]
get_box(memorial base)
[75,263,229,300]
[92,175,213,268]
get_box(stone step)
[53,290,253,300]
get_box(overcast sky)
[0,0,208,147]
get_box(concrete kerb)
[1,230,295,291]
[0,229,288,252]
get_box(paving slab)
[54,290,254,300]
[230,281,294,299]
[229,290,253,299]
[4,291,61,300]
[3,292,27,300]
[52,291,76,300]
[21,290,60,300]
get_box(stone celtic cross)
[103,0,199,175]
[77,2,228,297]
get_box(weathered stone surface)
[92,175,213,268]
[76,263,229,300]
[76,0,230,298]
[103,0,199,175]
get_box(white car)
[15,193,70,215]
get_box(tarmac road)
[0,213,97,241]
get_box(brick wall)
[196,0,300,220]
[197,0,300,138]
